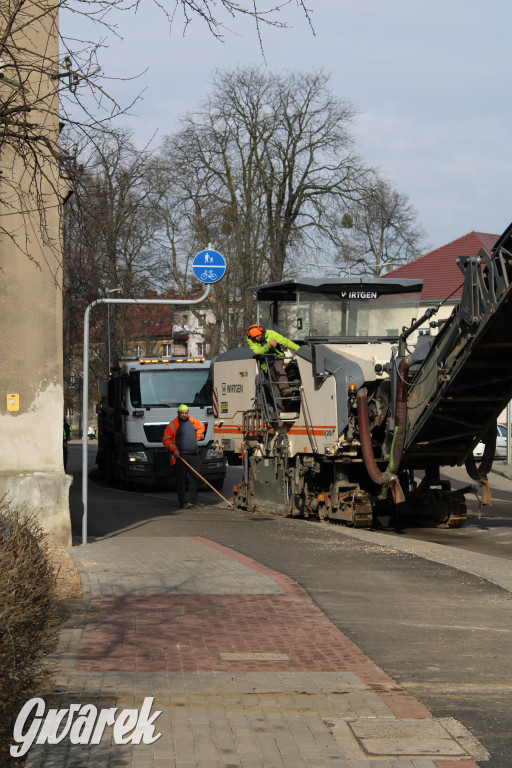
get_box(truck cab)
[97,357,226,489]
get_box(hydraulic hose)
[357,389,386,485]
[356,356,410,488]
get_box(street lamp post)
[107,287,122,372]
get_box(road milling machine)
[214,222,512,528]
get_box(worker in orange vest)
[163,404,205,508]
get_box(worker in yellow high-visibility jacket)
[247,324,299,406]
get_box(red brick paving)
[75,536,435,720]
[77,592,403,675]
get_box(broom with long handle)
[178,455,234,509]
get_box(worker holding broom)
[163,404,205,508]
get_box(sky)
[62,0,512,252]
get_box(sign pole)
[81,286,211,545]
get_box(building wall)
[0,3,71,545]
[405,299,458,345]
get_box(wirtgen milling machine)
[214,223,512,528]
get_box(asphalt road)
[68,444,512,767]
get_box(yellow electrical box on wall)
[7,393,19,411]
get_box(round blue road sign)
[192,249,226,283]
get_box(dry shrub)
[0,503,61,766]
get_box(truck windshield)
[129,369,211,408]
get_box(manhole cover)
[349,719,467,756]
[324,717,489,761]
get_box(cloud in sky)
[62,0,512,250]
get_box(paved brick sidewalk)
[23,534,486,767]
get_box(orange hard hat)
[247,324,264,340]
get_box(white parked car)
[473,423,508,460]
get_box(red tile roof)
[123,302,174,338]
[384,231,500,301]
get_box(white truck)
[97,357,226,489]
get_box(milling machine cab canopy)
[251,277,424,342]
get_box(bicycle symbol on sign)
[193,249,225,284]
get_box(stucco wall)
[0,3,71,545]
[0,384,65,472]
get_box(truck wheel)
[211,478,225,492]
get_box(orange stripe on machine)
[288,426,336,435]
[215,425,336,436]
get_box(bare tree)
[157,107,272,349]
[144,0,313,45]
[156,67,368,347]
[63,128,168,396]
[164,67,366,282]
[337,175,428,276]
[0,0,130,269]
[0,0,312,269]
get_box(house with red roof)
[115,292,213,360]
[385,230,500,336]
[386,231,499,302]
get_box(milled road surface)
[378,463,512,561]
[68,445,512,767]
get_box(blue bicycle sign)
[192,250,226,284]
